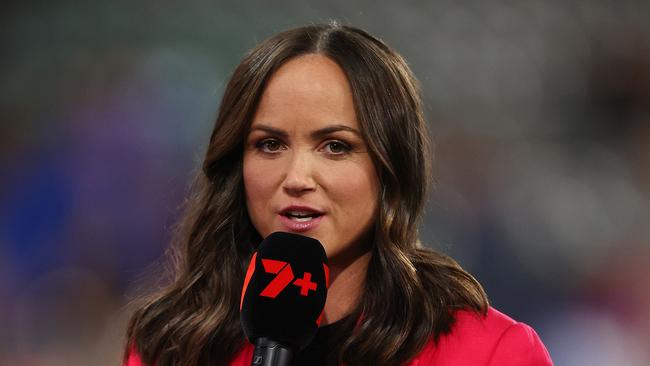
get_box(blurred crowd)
[1,1,649,365]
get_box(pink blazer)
[124,307,553,365]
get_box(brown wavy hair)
[125,22,488,366]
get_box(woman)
[123,23,553,365]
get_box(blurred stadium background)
[1,1,649,365]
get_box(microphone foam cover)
[240,232,329,350]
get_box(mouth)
[280,210,324,222]
[278,206,325,232]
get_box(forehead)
[251,54,359,131]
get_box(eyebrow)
[249,123,362,140]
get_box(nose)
[282,150,318,196]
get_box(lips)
[278,205,325,232]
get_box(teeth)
[286,211,320,218]
[291,216,314,222]
[283,210,321,222]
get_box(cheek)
[324,163,379,216]
[243,157,277,230]
[243,168,264,200]
[243,156,276,195]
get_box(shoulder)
[230,342,254,365]
[410,307,553,366]
[123,344,145,366]
[123,342,255,366]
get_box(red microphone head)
[240,232,329,350]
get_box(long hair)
[125,22,488,366]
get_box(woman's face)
[243,54,380,264]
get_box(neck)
[320,250,371,325]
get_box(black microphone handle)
[251,338,294,366]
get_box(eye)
[256,138,285,153]
[323,140,351,155]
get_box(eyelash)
[254,138,352,156]
[323,140,352,154]
[255,139,285,153]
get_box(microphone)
[240,232,329,366]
